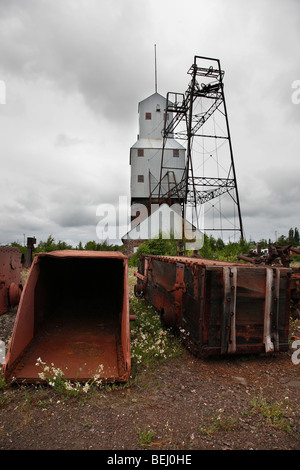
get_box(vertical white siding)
[130,92,185,200]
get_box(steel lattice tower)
[150,55,244,247]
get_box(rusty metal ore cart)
[3,251,131,383]
[0,247,23,316]
[135,255,291,356]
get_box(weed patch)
[129,294,184,376]
[250,394,295,435]
[199,410,239,436]
[136,425,156,447]
[35,358,104,399]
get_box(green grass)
[0,374,6,390]
[136,426,156,446]
[250,395,294,435]
[199,411,239,436]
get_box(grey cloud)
[54,206,97,229]
[0,0,299,246]
[239,167,300,223]
[55,133,87,147]
[0,0,154,122]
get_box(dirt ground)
[0,294,300,453]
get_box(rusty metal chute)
[0,247,23,316]
[3,250,131,383]
[135,254,291,356]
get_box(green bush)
[128,236,178,266]
[35,235,72,253]
[128,234,253,266]
[33,235,122,254]
[10,242,27,258]
[198,234,251,262]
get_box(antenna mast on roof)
[154,44,158,93]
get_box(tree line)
[256,227,300,249]
[10,235,122,258]
[8,227,300,263]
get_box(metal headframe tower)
[151,55,244,247]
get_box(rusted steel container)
[135,254,291,356]
[0,247,23,315]
[290,268,300,319]
[3,250,131,383]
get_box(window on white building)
[173,149,179,158]
[145,112,151,120]
[137,175,144,183]
[138,149,144,157]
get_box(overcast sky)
[0,0,299,247]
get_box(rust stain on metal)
[0,247,23,316]
[135,254,291,356]
[290,268,300,319]
[3,250,131,383]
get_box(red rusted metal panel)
[290,268,300,319]
[135,254,291,356]
[3,250,131,383]
[0,247,23,316]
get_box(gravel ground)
[0,274,299,453]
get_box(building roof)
[122,203,203,250]
[131,138,185,150]
[138,92,169,109]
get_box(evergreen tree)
[288,228,294,244]
[294,227,300,245]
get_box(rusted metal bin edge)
[35,249,128,260]
[134,254,291,356]
[2,250,131,384]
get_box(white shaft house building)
[130,92,185,216]
[122,92,188,255]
